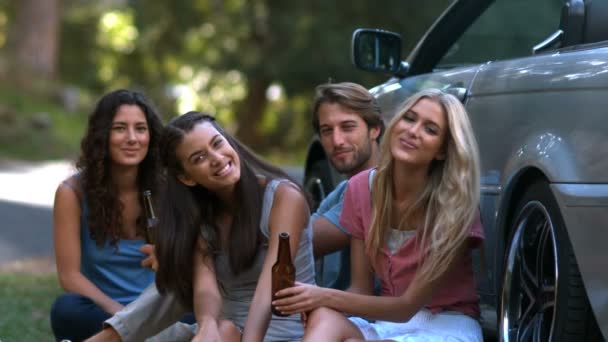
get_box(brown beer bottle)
[271,232,295,317]
[142,190,158,244]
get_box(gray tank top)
[213,179,315,341]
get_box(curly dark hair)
[76,89,164,246]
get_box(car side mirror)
[351,28,408,76]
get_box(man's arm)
[312,217,350,258]
[311,180,350,258]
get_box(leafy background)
[0,1,450,340]
[0,0,450,163]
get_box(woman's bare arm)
[241,183,310,342]
[346,237,375,295]
[54,181,123,314]
[275,242,469,322]
[191,237,224,340]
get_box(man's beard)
[331,141,372,175]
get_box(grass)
[0,84,87,161]
[0,272,61,341]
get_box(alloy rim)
[305,177,327,211]
[305,176,327,282]
[501,201,558,342]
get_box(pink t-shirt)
[339,169,484,319]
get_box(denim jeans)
[50,292,196,342]
[50,293,111,342]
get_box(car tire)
[304,159,351,289]
[500,181,603,342]
[305,159,333,211]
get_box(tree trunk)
[236,77,270,150]
[11,0,60,81]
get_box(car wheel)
[500,182,603,342]
[305,159,333,212]
[304,159,350,289]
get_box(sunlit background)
[0,0,450,164]
[0,1,454,339]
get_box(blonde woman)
[273,89,484,341]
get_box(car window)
[437,0,562,67]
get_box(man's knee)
[218,320,241,341]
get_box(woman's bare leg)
[302,307,363,342]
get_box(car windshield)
[437,0,561,68]
[362,0,453,56]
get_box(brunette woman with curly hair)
[50,89,164,341]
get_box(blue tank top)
[66,178,155,305]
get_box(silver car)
[304,0,608,340]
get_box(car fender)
[495,134,608,337]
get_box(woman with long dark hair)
[153,112,315,341]
[50,89,163,341]
[273,89,484,341]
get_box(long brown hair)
[312,82,384,140]
[76,89,163,246]
[155,112,304,306]
[367,89,480,283]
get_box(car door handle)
[445,87,468,103]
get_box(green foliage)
[0,273,61,341]
[60,3,105,90]
[3,0,452,161]
[0,85,87,160]
[0,7,7,49]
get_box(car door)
[430,0,608,339]
[434,0,563,304]
[358,0,608,338]
[372,0,565,332]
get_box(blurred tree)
[230,0,453,148]
[13,0,450,158]
[60,1,105,91]
[122,0,450,150]
[8,0,60,84]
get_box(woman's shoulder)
[348,168,375,189]
[56,174,83,200]
[54,174,84,214]
[264,180,309,221]
[255,176,306,209]
[273,180,305,202]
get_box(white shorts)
[349,309,483,342]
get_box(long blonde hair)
[367,88,480,284]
